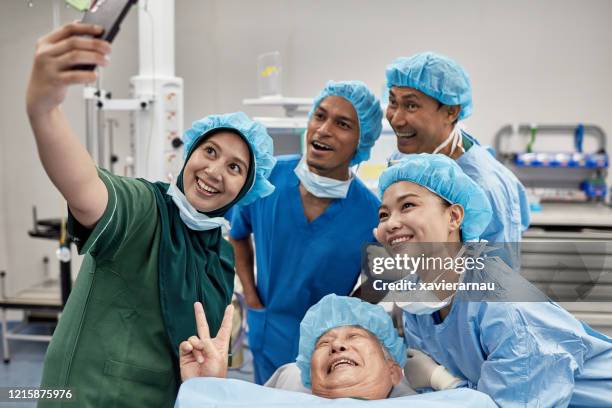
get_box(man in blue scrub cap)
[376,155,612,407]
[229,80,383,384]
[385,52,530,244]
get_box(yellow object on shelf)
[357,163,387,183]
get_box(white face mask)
[293,157,354,199]
[396,266,461,315]
[432,122,466,156]
[167,183,230,232]
[396,297,453,315]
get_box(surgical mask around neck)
[167,183,230,232]
[294,157,354,199]
[396,296,453,315]
[395,268,459,315]
[432,122,466,156]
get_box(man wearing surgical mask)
[229,81,383,384]
[386,52,530,244]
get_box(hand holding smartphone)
[75,0,138,70]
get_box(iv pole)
[84,0,184,181]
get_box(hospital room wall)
[0,2,138,296]
[177,0,612,152]
[0,86,5,280]
[1,0,612,296]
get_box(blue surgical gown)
[403,301,612,407]
[389,132,530,243]
[229,155,380,384]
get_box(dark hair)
[439,197,452,208]
[192,127,246,153]
[436,102,459,125]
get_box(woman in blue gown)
[375,154,612,408]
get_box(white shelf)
[253,117,307,129]
[242,96,313,107]
[243,96,313,117]
[529,203,612,228]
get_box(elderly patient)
[179,294,406,400]
[295,294,406,399]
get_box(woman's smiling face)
[182,131,251,212]
[376,181,463,246]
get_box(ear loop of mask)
[432,122,466,156]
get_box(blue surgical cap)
[309,81,383,165]
[182,112,277,206]
[378,154,492,241]
[386,52,473,121]
[296,294,406,388]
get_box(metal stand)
[0,208,72,363]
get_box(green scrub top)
[40,170,178,407]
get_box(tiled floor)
[0,322,52,407]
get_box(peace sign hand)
[179,302,234,382]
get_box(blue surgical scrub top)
[229,155,380,384]
[403,301,612,407]
[389,132,530,243]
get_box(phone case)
[75,0,138,70]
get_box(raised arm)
[26,23,111,228]
[230,236,264,309]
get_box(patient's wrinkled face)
[310,326,400,400]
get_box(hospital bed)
[175,377,497,408]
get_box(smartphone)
[75,0,138,70]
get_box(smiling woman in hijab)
[26,23,275,407]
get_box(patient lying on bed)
[176,295,496,407]
[290,294,407,399]
[179,294,405,400]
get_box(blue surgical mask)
[294,157,353,199]
[167,183,230,232]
